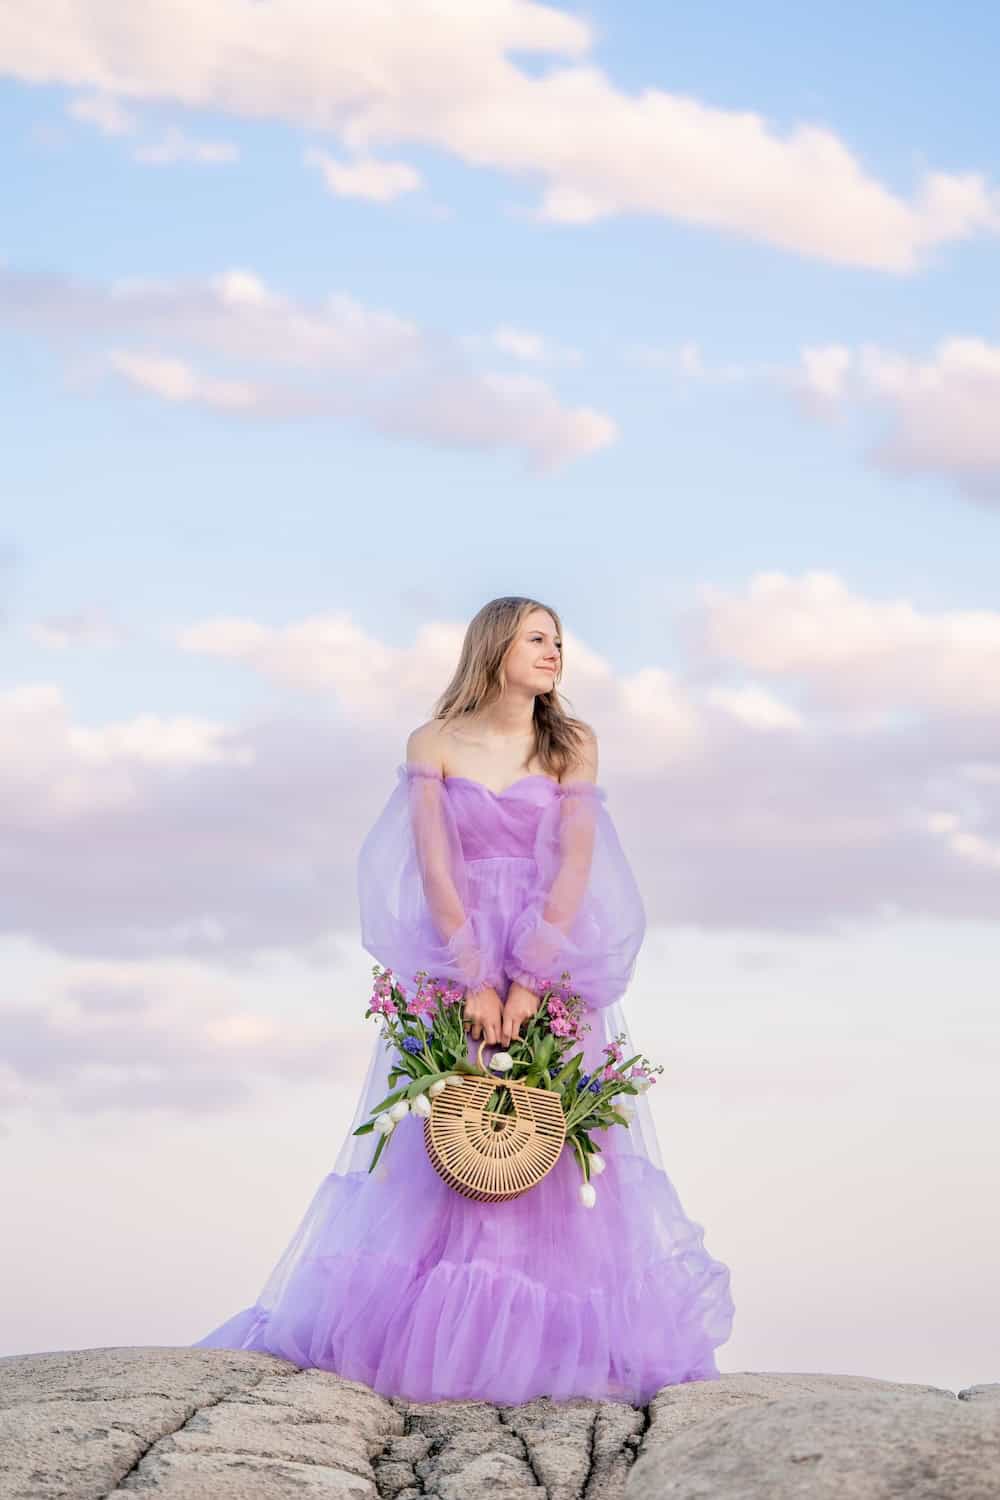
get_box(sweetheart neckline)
[443,773,561,798]
[397,763,606,801]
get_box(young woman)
[194,595,734,1405]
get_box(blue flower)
[576,1072,591,1093]
[401,1036,424,1056]
[588,1080,602,1094]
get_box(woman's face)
[504,609,561,694]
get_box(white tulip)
[589,1155,606,1176]
[489,1052,514,1072]
[373,1113,394,1135]
[444,1075,463,1088]
[579,1182,597,1208]
[389,1099,410,1121]
[428,1079,447,1097]
[412,1092,432,1117]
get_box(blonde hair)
[432,596,591,779]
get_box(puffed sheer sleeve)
[357,764,503,996]
[503,783,646,1011]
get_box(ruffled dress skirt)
[192,1003,735,1407]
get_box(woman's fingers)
[500,1009,523,1046]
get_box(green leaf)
[352,1120,376,1136]
[405,1070,449,1099]
[368,1087,407,1115]
[367,1130,389,1173]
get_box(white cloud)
[28,608,127,649]
[0,681,253,821]
[3,0,998,269]
[0,264,613,468]
[376,369,616,470]
[64,92,236,164]
[706,684,805,731]
[0,958,352,1116]
[109,349,257,408]
[6,578,1000,986]
[66,90,137,137]
[131,125,238,166]
[695,569,1000,717]
[623,339,773,384]
[490,325,582,365]
[304,146,421,202]
[793,338,1000,502]
[798,343,852,406]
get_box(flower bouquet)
[353,964,663,1207]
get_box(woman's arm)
[404,723,502,994]
[503,729,646,1010]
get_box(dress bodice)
[437,775,562,862]
[358,763,642,1011]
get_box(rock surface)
[630,1374,1000,1499]
[0,1348,996,1500]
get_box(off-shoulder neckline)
[397,763,605,800]
[446,772,561,798]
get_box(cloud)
[489,326,582,365]
[131,125,238,165]
[108,350,258,409]
[705,684,805,731]
[0,264,614,468]
[65,91,237,163]
[0,541,19,627]
[0,960,361,1117]
[27,608,128,649]
[693,569,1000,717]
[304,146,422,202]
[4,0,998,269]
[66,90,137,137]
[797,343,853,407]
[5,576,1000,981]
[795,338,1000,502]
[623,339,774,384]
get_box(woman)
[193,595,735,1405]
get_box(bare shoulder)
[405,719,447,771]
[561,721,599,785]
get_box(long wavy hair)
[432,596,590,779]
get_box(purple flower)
[401,1036,424,1056]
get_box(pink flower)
[407,990,437,1020]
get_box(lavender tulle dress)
[192,763,735,1405]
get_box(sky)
[1,0,999,1395]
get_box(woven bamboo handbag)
[424,1037,567,1202]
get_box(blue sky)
[1,1,999,1389]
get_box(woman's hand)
[463,985,504,1045]
[500,980,540,1047]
